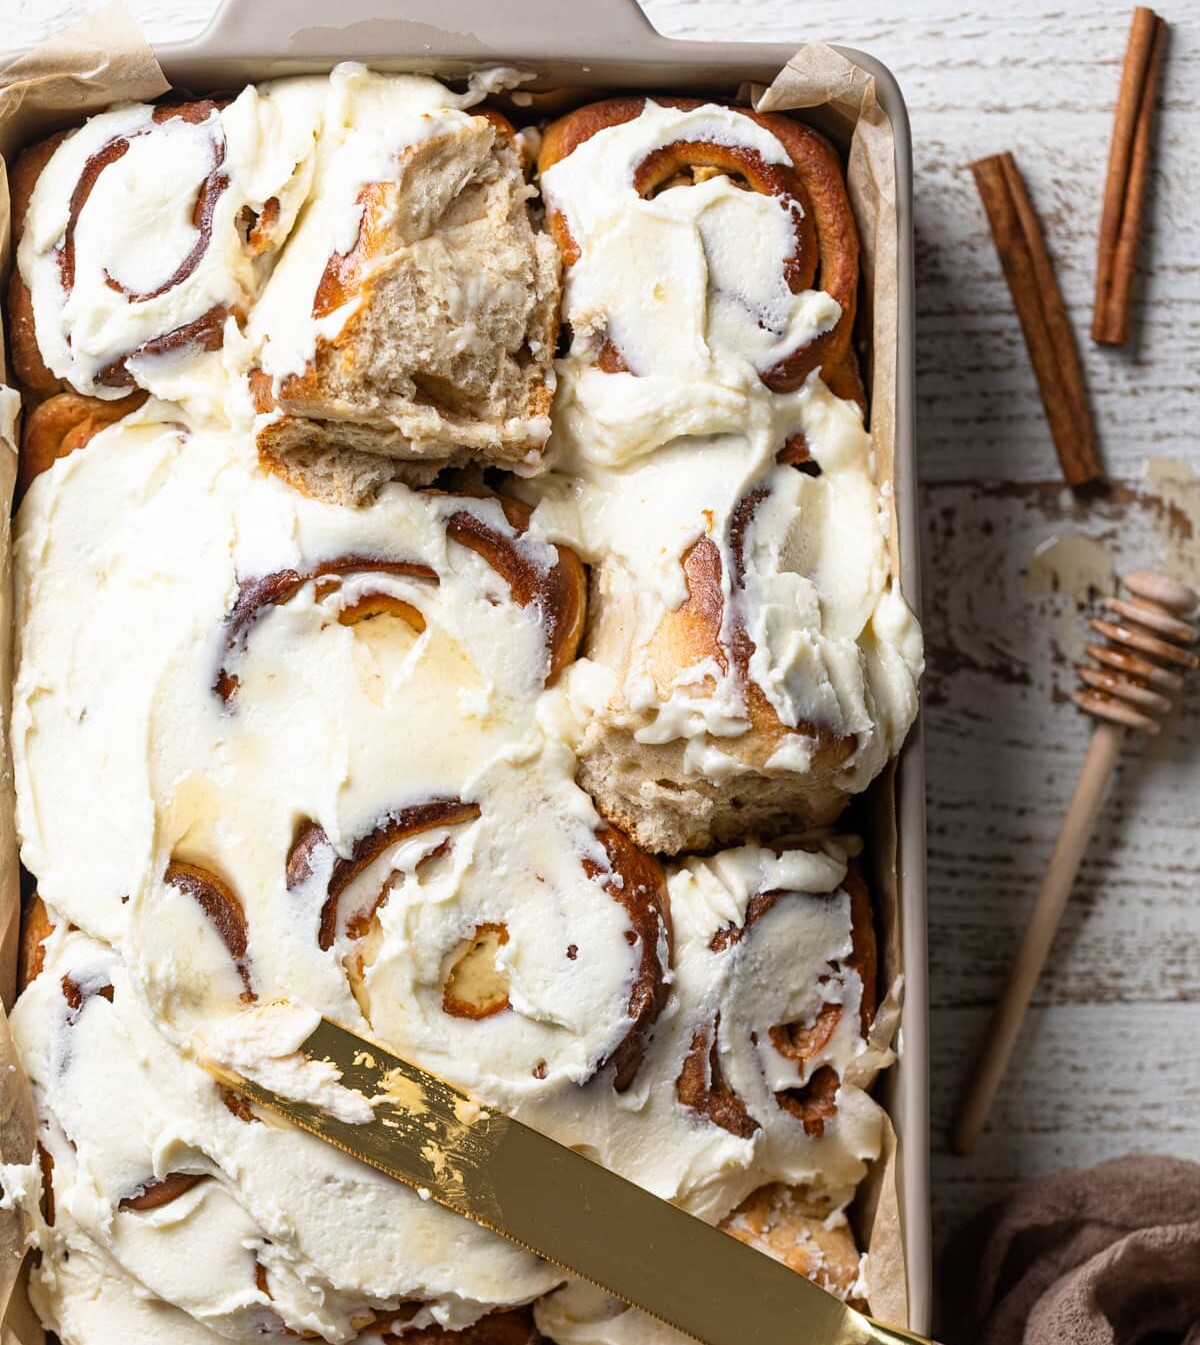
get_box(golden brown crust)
[443,495,586,686]
[842,862,878,1034]
[589,826,671,1092]
[286,800,482,952]
[18,895,55,991]
[720,1183,862,1303]
[822,350,868,416]
[474,108,519,142]
[163,860,255,1002]
[676,1014,760,1138]
[381,1308,544,1345]
[8,132,68,241]
[7,131,70,395]
[311,180,391,320]
[538,97,649,172]
[7,273,61,397]
[539,95,859,390]
[18,390,147,499]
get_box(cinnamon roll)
[529,375,921,855]
[530,839,881,1345]
[248,66,560,483]
[8,84,320,403]
[540,97,858,397]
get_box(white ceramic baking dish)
[2,0,930,1330]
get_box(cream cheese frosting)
[10,415,888,1338]
[204,1003,376,1125]
[7,76,920,1345]
[539,101,841,467]
[17,81,322,401]
[13,929,561,1341]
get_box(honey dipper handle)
[951,721,1126,1155]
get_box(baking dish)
[0,0,929,1332]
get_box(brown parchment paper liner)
[0,393,37,1345]
[0,12,914,1338]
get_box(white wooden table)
[9,0,1200,1279]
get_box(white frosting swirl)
[18,81,322,400]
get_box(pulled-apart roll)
[248,67,560,482]
[529,96,922,854]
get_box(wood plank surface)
[7,0,1200,1287]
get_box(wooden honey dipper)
[952,568,1199,1155]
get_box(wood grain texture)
[7,0,1200,1283]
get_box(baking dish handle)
[195,0,670,61]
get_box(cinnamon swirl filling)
[540,96,859,393]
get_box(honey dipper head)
[1075,570,1199,733]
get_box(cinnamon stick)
[971,152,1103,488]
[1093,7,1168,345]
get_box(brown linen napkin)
[940,1155,1200,1345]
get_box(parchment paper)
[0,11,916,1338]
[0,391,36,1345]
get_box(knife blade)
[207,1016,934,1345]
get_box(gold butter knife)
[208,1017,937,1345]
